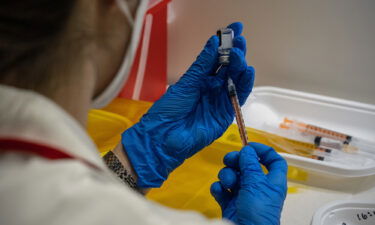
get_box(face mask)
[92,0,150,108]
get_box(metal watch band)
[103,151,138,190]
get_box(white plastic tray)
[242,86,375,177]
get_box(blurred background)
[167,0,375,104]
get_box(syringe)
[309,150,371,166]
[217,28,248,146]
[228,78,249,146]
[279,117,375,156]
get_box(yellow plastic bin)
[87,98,152,155]
[87,109,133,156]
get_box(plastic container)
[311,200,375,225]
[220,86,375,191]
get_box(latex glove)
[210,143,288,225]
[122,22,255,188]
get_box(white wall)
[167,0,375,104]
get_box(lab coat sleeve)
[0,153,232,225]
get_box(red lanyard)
[0,138,100,170]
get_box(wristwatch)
[103,151,138,191]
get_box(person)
[0,0,288,224]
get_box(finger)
[227,22,243,37]
[223,151,240,169]
[210,181,231,209]
[182,35,220,87]
[249,142,288,187]
[236,66,256,106]
[233,36,247,56]
[218,167,238,190]
[239,145,264,178]
[227,48,247,83]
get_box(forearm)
[112,143,138,180]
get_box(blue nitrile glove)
[210,143,288,225]
[121,22,255,188]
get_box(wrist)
[107,144,149,194]
[112,143,138,181]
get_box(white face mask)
[92,0,150,108]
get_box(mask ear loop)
[116,0,135,26]
[92,0,149,108]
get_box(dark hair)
[0,0,77,90]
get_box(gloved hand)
[210,143,288,225]
[122,22,255,188]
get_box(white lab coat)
[0,85,231,225]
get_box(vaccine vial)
[217,28,234,65]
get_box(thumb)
[239,145,265,182]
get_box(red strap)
[0,138,100,170]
